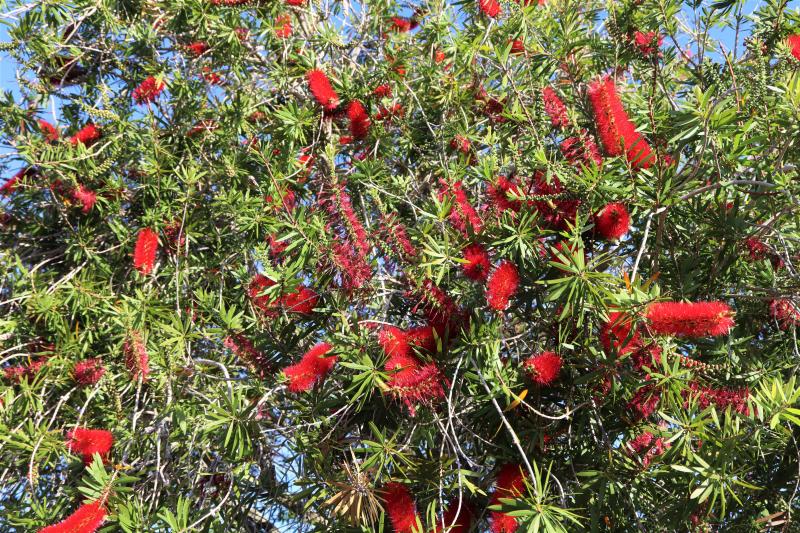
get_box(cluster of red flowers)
[627,384,661,420]
[439,180,482,236]
[38,501,107,533]
[462,243,491,281]
[382,482,420,533]
[283,342,337,392]
[587,76,653,169]
[646,301,735,337]
[132,76,165,104]
[69,123,101,147]
[133,227,159,275]
[248,274,319,316]
[684,382,750,415]
[600,311,640,355]
[3,358,47,383]
[626,431,670,467]
[224,334,272,375]
[73,358,106,386]
[486,175,523,214]
[632,31,663,56]
[489,464,527,533]
[72,185,97,214]
[479,0,501,18]
[307,69,340,111]
[486,260,519,311]
[66,428,114,465]
[389,16,418,33]
[769,298,800,330]
[38,119,60,142]
[379,325,445,415]
[530,173,580,230]
[593,202,630,241]
[542,87,569,128]
[347,100,371,139]
[523,351,562,386]
[274,14,292,38]
[380,213,417,261]
[185,41,210,56]
[787,34,800,61]
[123,331,150,381]
[560,132,602,168]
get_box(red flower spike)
[132,76,165,104]
[627,385,661,420]
[72,358,105,386]
[646,301,735,337]
[633,31,663,56]
[347,100,371,139]
[439,180,482,236]
[133,228,159,275]
[38,119,60,142]
[486,260,519,311]
[38,501,107,533]
[487,175,523,214]
[788,35,800,61]
[489,464,527,533]
[542,87,569,128]
[770,299,800,330]
[523,351,562,386]
[432,501,474,533]
[508,39,525,55]
[373,84,392,98]
[72,185,97,214]
[383,482,420,533]
[600,312,640,355]
[462,243,491,282]
[69,123,101,147]
[587,77,654,169]
[274,14,292,38]
[479,0,501,17]
[594,202,630,241]
[283,342,336,392]
[560,133,602,168]
[307,69,340,111]
[286,0,305,5]
[66,428,113,465]
[224,334,272,374]
[186,41,210,56]
[124,331,150,381]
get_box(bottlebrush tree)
[1,0,800,530]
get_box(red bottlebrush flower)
[743,237,768,261]
[593,202,630,241]
[286,0,305,5]
[1,167,35,196]
[72,358,105,386]
[600,312,640,355]
[132,76,165,104]
[389,16,416,33]
[523,351,562,386]
[322,181,370,257]
[133,228,159,275]
[627,385,661,420]
[788,35,800,61]
[587,77,653,169]
[487,175,523,214]
[407,325,437,354]
[274,14,292,38]
[381,214,417,260]
[163,219,186,253]
[386,361,445,416]
[770,299,800,330]
[542,87,569,128]
[486,261,519,311]
[373,84,392,98]
[279,286,319,314]
[449,135,471,154]
[440,180,482,236]
[684,381,750,415]
[38,501,107,533]
[38,119,60,142]
[633,31,663,56]
[283,342,336,392]
[72,185,97,214]
[66,428,113,465]
[433,502,474,533]
[347,100,371,139]
[248,274,277,310]
[508,39,525,55]
[224,334,272,374]
[186,41,210,56]
[434,49,446,64]
[560,132,603,168]
[462,243,491,281]
[379,326,413,362]
[626,431,669,467]
[234,26,250,41]
[630,344,662,372]
[383,482,420,533]
[202,67,222,84]
[479,0,501,17]
[307,69,340,111]
[375,103,405,122]
[69,123,101,147]
[646,301,735,337]
[531,173,580,230]
[186,119,218,137]
[3,359,46,383]
[123,331,150,380]
[489,464,527,533]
